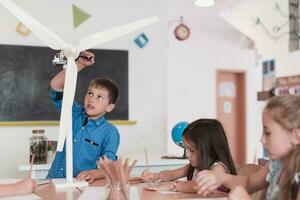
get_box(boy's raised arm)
[50,51,95,91]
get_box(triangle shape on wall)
[72,4,91,28]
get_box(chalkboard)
[0,44,128,121]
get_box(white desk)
[19,163,51,179]
[119,153,188,176]
[19,153,188,179]
[33,179,228,200]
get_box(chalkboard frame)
[0,44,131,126]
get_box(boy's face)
[84,86,115,119]
[260,110,293,160]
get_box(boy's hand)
[76,169,100,183]
[76,50,95,70]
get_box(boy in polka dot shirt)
[47,51,120,183]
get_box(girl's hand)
[15,179,37,195]
[228,186,253,200]
[144,182,173,191]
[194,170,221,196]
[140,170,156,182]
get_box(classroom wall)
[165,0,257,162]
[221,0,300,158]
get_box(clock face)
[174,23,190,41]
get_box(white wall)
[221,0,300,158]
[165,0,256,161]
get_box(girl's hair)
[279,145,300,200]
[183,118,237,180]
[264,95,300,131]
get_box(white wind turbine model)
[0,0,159,188]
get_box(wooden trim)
[0,120,137,126]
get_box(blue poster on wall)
[262,59,275,91]
[134,33,149,48]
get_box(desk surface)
[34,179,227,200]
[20,154,188,170]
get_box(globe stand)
[161,148,187,159]
[176,146,187,159]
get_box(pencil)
[144,147,149,171]
[29,154,35,179]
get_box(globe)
[171,121,189,148]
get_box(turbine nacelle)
[62,46,79,59]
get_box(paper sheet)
[157,190,228,200]
[0,179,41,200]
[78,186,139,200]
[0,194,41,200]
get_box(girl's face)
[183,137,199,167]
[260,110,294,160]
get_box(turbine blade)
[76,16,159,51]
[56,59,78,151]
[0,0,68,50]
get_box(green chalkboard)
[0,44,128,121]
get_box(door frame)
[216,69,247,166]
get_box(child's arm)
[50,51,95,91]
[141,164,190,182]
[195,163,269,196]
[145,162,230,193]
[145,180,197,193]
[228,186,253,200]
[76,169,105,183]
[0,179,37,197]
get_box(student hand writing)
[76,169,99,183]
[145,181,174,191]
[76,50,95,70]
[228,186,252,200]
[140,170,157,182]
[194,170,221,196]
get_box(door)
[216,70,246,167]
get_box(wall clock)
[174,16,190,41]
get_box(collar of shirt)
[83,114,105,127]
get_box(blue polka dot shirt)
[47,90,120,178]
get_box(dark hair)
[183,118,237,180]
[89,78,119,104]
